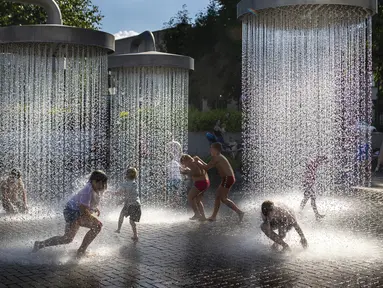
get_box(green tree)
[162,1,241,110]
[0,0,103,29]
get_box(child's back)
[119,179,140,206]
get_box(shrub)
[188,108,242,132]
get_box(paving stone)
[1,178,383,287]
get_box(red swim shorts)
[194,180,210,192]
[221,176,235,189]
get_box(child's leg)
[310,196,325,218]
[208,189,222,221]
[77,215,102,254]
[116,208,126,233]
[300,194,310,210]
[129,219,138,240]
[2,198,15,213]
[196,194,206,220]
[188,187,201,219]
[219,187,243,214]
[32,222,80,252]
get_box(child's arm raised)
[193,156,207,165]
[196,157,217,171]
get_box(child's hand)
[300,237,308,248]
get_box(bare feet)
[207,217,216,222]
[315,214,325,221]
[189,215,200,221]
[198,216,207,222]
[76,248,86,258]
[270,243,279,252]
[115,230,120,233]
[32,241,42,253]
[131,236,138,242]
[238,211,245,222]
[281,245,291,253]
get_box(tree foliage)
[0,0,103,29]
[162,0,241,110]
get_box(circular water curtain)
[0,1,114,205]
[238,0,376,195]
[109,31,194,206]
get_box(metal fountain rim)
[237,0,378,19]
[0,25,115,53]
[109,51,194,70]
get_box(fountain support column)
[108,31,194,205]
[237,0,376,195]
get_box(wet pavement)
[1,178,383,287]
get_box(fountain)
[108,32,194,205]
[0,0,115,207]
[238,0,377,195]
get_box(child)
[196,142,244,222]
[1,169,28,214]
[115,167,141,241]
[32,170,108,257]
[261,200,308,252]
[166,155,188,206]
[180,154,209,221]
[300,156,328,220]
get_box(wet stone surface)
[1,182,383,287]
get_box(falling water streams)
[241,5,373,196]
[0,44,109,206]
[109,67,189,205]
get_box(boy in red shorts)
[180,154,210,221]
[196,142,244,222]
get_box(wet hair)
[261,200,274,216]
[89,170,108,183]
[10,168,21,179]
[126,167,138,180]
[211,142,222,153]
[180,154,193,164]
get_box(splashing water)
[0,44,109,209]
[241,5,373,196]
[109,66,189,205]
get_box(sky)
[92,0,212,39]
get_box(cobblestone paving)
[1,183,383,287]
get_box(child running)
[261,200,308,252]
[32,170,108,257]
[115,167,141,241]
[1,169,28,214]
[196,142,244,222]
[180,154,209,221]
[300,156,328,220]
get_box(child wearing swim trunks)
[115,167,141,241]
[32,170,108,257]
[180,154,209,221]
[196,142,244,222]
